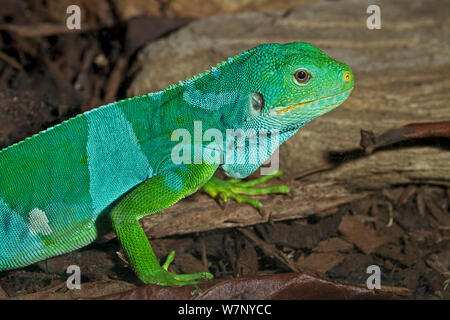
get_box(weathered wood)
[141,180,366,238]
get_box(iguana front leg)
[202,170,290,213]
[110,163,217,286]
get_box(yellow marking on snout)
[274,101,309,114]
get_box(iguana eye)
[294,70,311,83]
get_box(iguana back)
[0,96,163,269]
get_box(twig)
[360,121,450,154]
[200,238,209,271]
[0,51,24,70]
[293,164,335,180]
[377,284,411,297]
[0,23,91,37]
[103,57,128,103]
[237,227,299,272]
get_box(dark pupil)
[297,71,306,79]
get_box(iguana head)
[239,42,353,130]
[219,42,354,178]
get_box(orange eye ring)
[343,71,352,82]
[294,70,311,83]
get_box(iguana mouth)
[272,88,353,115]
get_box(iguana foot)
[202,169,290,213]
[142,251,213,286]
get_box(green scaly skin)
[0,42,354,286]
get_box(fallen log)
[140,179,367,238]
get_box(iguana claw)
[202,170,290,213]
[142,251,213,286]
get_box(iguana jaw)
[271,88,353,115]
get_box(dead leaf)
[314,237,354,253]
[296,252,345,274]
[338,214,392,254]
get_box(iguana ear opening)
[219,92,250,129]
[251,92,265,112]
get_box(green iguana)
[0,42,353,286]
